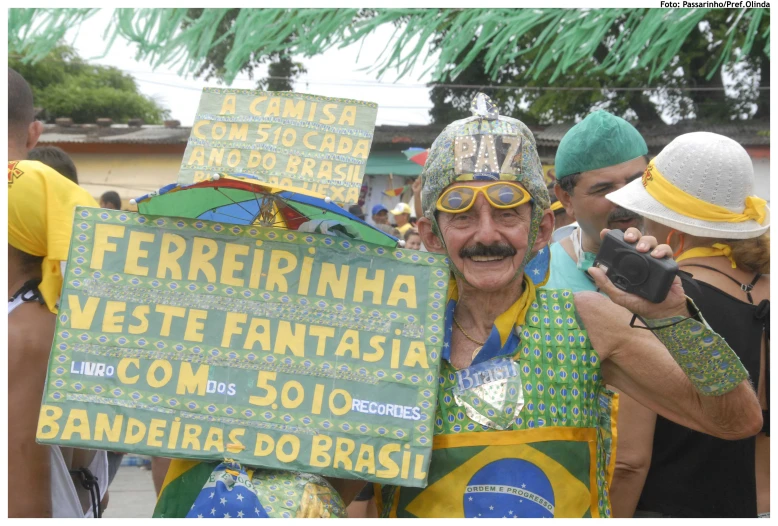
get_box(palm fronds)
[8,8,769,84]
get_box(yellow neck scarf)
[8,160,99,313]
[642,161,767,225]
[447,274,536,347]
[677,243,737,269]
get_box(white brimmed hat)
[606,132,769,239]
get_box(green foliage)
[8,8,769,125]
[429,10,770,124]
[263,57,307,92]
[9,8,769,85]
[9,45,169,124]
[183,8,307,91]
[8,8,99,64]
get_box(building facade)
[38,119,770,212]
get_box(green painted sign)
[178,88,378,205]
[37,207,449,488]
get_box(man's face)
[418,181,553,292]
[395,213,409,226]
[405,234,422,250]
[100,200,119,210]
[373,210,388,224]
[555,156,647,251]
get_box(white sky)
[67,9,438,126]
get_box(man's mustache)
[460,242,517,259]
[607,206,642,225]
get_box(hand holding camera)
[588,228,689,320]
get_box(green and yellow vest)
[376,286,619,518]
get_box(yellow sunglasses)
[436,182,533,214]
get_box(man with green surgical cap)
[151,95,762,519]
[373,94,761,518]
[542,111,651,517]
[545,111,649,292]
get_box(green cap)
[554,110,648,179]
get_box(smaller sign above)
[178,88,379,205]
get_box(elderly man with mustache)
[361,95,761,518]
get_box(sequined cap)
[419,93,550,275]
[421,93,549,220]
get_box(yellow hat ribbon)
[677,243,737,269]
[642,161,767,225]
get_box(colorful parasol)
[403,147,429,167]
[133,174,398,247]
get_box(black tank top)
[637,269,769,518]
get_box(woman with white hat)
[606,132,769,518]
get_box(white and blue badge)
[451,356,524,430]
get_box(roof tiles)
[39,120,769,149]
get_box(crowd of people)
[347,201,424,250]
[8,65,770,519]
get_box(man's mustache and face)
[451,238,524,292]
[459,242,517,262]
[606,206,643,232]
[424,181,554,293]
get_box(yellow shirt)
[395,223,413,236]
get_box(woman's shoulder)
[682,263,769,304]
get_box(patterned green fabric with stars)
[379,288,618,518]
[436,289,603,432]
[644,315,749,395]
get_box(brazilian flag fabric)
[154,460,346,518]
[377,429,598,518]
[155,460,216,518]
[376,288,619,518]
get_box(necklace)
[453,315,486,361]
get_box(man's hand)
[412,176,422,195]
[587,227,688,320]
[412,176,423,222]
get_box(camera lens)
[619,253,650,285]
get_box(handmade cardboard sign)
[177,88,378,205]
[37,207,448,488]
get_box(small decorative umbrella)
[132,174,399,247]
[403,147,429,167]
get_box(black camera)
[593,230,678,303]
